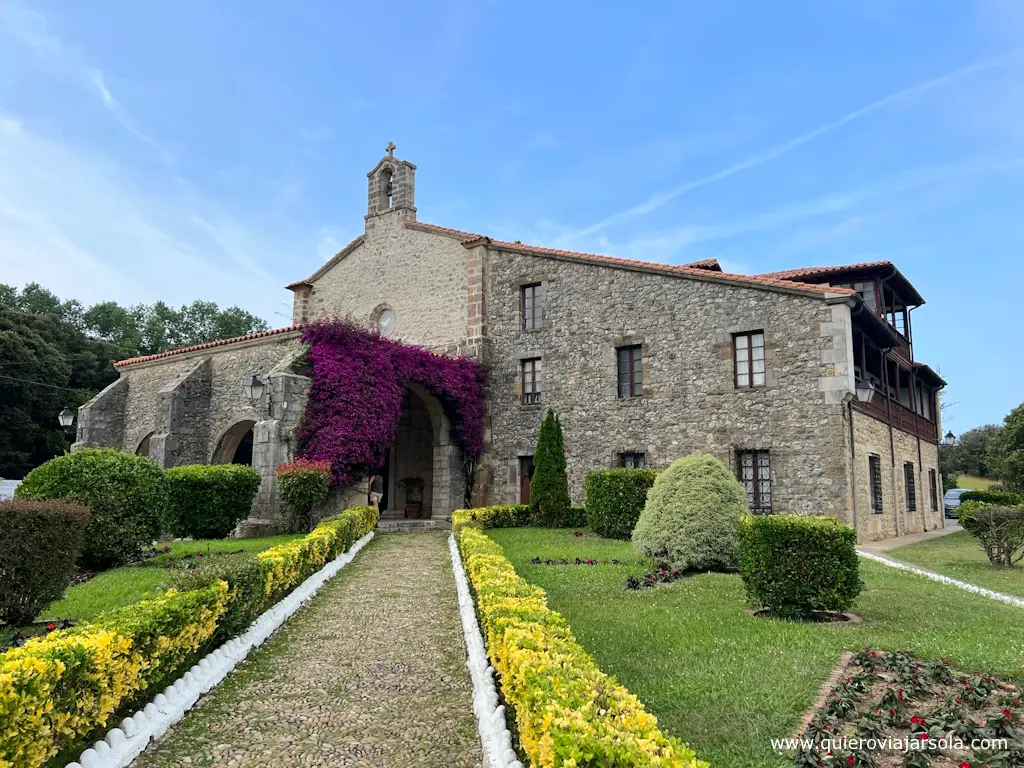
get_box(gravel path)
[134,532,482,768]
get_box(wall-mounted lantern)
[243,375,266,404]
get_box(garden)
[452,409,1024,768]
[0,447,378,768]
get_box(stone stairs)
[375,516,449,533]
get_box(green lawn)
[33,534,302,624]
[888,530,1024,597]
[957,474,995,491]
[488,527,1024,768]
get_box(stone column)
[149,358,211,468]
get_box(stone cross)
[386,141,396,157]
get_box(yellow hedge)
[0,504,378,768]
[258,505,377,602]
[0,582,228,768]
[456,526,707,768]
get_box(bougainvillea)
[295,319,487,487]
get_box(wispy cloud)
[565,51,1020,241]
[1,0,171,161]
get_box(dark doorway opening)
[232,430,254,466]
[519,455,535,505]
[376,455,390,511]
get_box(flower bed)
[793,648,1021,768]
[454,524,707,768]
[0,505,377,768]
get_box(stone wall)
[300,215,470,351]
[850,410,943,541]
[480,245,854,519]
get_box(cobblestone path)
[134,532,482,768]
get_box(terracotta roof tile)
[406,222,854,298]
[115,326,303,368]
[758,261,893,280]
[682,257,722,271]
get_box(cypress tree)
[530,408,571,526]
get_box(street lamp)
[943,431,956,447]
[57,407,75,429]
[243,375,266,404]
[854,380,877,404]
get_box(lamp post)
[854,380,877,405]
[243,375,266,404]
[943,431,956,447]
[57,407,75,430]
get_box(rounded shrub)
[585,468,657,539]
[15,448,167,570]
[0,500,91,625]
[631,454,746,571]
[165,464,261,539]
[276,458,332,532]
[737,514,862,620]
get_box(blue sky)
[1,0,1021,432]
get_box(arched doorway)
[379,386,449,518]
[136,432,154,457]
[212,420,257,466]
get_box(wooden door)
[519,456,535,504]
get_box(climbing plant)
[295,319,486,488]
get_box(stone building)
[76,146,946,541]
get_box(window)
[618,452,647,468]
[616,345,643,398]
[737,450,772,514]
[929,469,938,512]
[869,454,883,513]
[521,358,541,405]
[904,462,916,512]
[733,331,766,388]
[521,283,543,330]
[853,281,877,313]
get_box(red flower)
[847,757,855,766]
[910,715,922,725]
[959,762,970,768]
[1003,708,1012,719]
[871,650,878,658]
[46,623,55,631]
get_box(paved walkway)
[134,532,482,768]
[857,522,962,553]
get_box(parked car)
[943,488,971,518]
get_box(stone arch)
[211,419,257,465]
[377,166,394,211]
[136,431,154,457]
[402,382,459,518]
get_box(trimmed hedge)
[0,582,229,768]
[959,504,1024,566]
[0,500,91,626]
[0,504,378,768]
[456,526,707,768]
[632,455,746,571]
[172,555,267,641]
[585,469,656,539]
[15,448,168,570]
[452,504,588,533]
[164,464,261,539]
[737,514,863,620]
[961,489,1024,506]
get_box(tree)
[939,424,1003,479]
[530,409,571,526]
[990,403,1024,492]
[0,283,271,478]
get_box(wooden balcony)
[853,396,939,443]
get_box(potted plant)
[398,476,425,518]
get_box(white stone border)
[448,534,523,768]
[66,531,375,768]
[858,550,1024,609]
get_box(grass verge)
[887,529,1024,597]
[488,527,1024,768]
